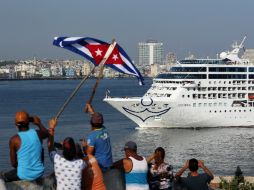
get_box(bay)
[0,79,254,175]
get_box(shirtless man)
[0,111,48,182]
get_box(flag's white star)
[95,48,102,56]
[112,54,119,61]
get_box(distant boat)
[104,37,254,128]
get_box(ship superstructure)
[104,37,254,128]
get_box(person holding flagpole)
[82,103,113,172]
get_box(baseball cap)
[122,141,137,151]
[90,112,104,125]
[15,111,29,124]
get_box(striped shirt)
[125,156,149,190]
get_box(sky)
[0,0,254,62]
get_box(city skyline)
[1,0,254,62]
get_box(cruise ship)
[104,37,254,128]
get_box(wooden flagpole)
[55,66,96,120]
[85,39,116,111]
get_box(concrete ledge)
[2,175,254,190]
[2,169,125,190]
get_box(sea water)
[0,79,254,175]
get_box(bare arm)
[48,118,57,152]
[33,116,49,140]
[9,135,20,168]
[85,103,95,114]
[112,159,124,170]
[198,160,214,179]
[146,153,155,163]
[112,158,132,172]
[175,160,189,178]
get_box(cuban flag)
[53,37,144,85]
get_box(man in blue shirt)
[0,111,49,182]
[83,104,113,172]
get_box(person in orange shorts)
[78,141,106,190]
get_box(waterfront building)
[150,64,159,77]
[165,52,177,68]
[64,67,76,77]
[138,40,164,66]
[82,62,91,76]
[51,64,63,77]
[40,68,51,77]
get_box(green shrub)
[219,176,254,190]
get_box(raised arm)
[198,160,214,179]
[175,160,189,178]
[33,116,49,140]
[85,103,95,114]
[48,118,57,152]
[146,153,155,163]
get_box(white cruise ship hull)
[104,37,254,128]
[104,97,254,128]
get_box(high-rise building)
[138,40,164,66]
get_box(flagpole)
[55,66,96,120]
[85,39,116,111]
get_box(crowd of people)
[0,104,214,190]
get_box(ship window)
[204,103,207,107]
[239,110,241,112]
[215,111,217,113]
[193,103,196,107]
[229,110,231,112]
[198,103,202,107]
[244,110,246,112]
[225,110,227,112]
[234,110,236,112]
[182,95,184,98]
[250,109,252,112]
[209,103,212,107]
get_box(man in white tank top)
[112,141,149,190]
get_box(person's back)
[175,158,214,190]
[87,126,112,169]
[48,119,86,190]
[182,173,212,190]
[1,111,48,182]
[52,152,84,190]
[125,156,149,190]
[112,141,149,190]
[17,128,44,180]
[82,154,106,190]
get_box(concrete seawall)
[1,169,125,190]
[1,174,254,190]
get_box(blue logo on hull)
[122,98,171,122]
